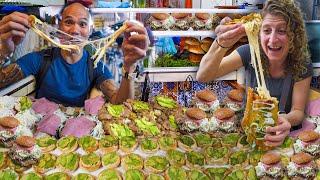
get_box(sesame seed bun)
[16,136,36,148]
[214,108,235,120]
[260,152,281,165]
[227,89,244,102]
[200,37,214,52]
[298,130,320,142]
[172,13,190,19]
[291,152,313,165]
[196,89,217,102]
[186,108,206,120]
[151,13,170,21]
[188,53,203,63]
[195,13,210,20]
[0,116,20,128]
[188,46,205,54]
[185,37,201,46]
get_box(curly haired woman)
[196,0,312,147]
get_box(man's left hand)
[122,21,150,71]
[264,116,291,147]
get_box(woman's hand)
[214,17,246,48]
[264,116,291,147]
[121,21,150,72]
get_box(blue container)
[306,21,320,66]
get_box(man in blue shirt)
[0,2,150,107]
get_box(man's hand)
[121,21,150,72]
[264,116,291,147]
[0,12,30,56]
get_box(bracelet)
[215,39,232,49]
[0,53,13,67]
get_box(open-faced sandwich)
[164,166,187,180]
[167,149,185,167]
[122,153,143,170]
[221,133,240,148]
[57,136,78,153]
[255,152,284,179]
[186,151,205,169]
[0,169,19,180]
[223,89,245,112]
[80,152,101,172]
[224,169,247,180]
[211,108,237,132]
[145,156,169,173]
[56,152,80,172]
[188,169,210,180]
[205,167,229,180]
[159,136,177,151]
[194,133,213,148]
[34,153,57,174]
[119,136,138,153]
[0,152,7,169]
[204,146,229,165]
[192,89,219,113]
[36,136,57,153]
[177,135,196,151]
[8,135,41,167]
[78,135,98,153]
[140,138,159,154]
[101,151,120,169]
[135,117,160,137]
[20,172,42,180]
[45,172,70,180]
[99,135,118,153]
[146,13,174,31]
[146,173,165,180]
[124,169,144,180]
[229,150,248,167]
[98,169,122,180]
[0,116,20,147]
[98,103,131,122]
[287,152,316,179]
[294,130,320,156]
[72,173,95,180]
[109,123,135,140]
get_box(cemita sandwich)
[72,173,95,180]
[124,169,145,180]
[0,169,19,180]
[188,169,210,180]
[165,166,187,180]
[8,136,41,167]
[56,152,80,172]
[78,135,98,153]
[122,153,143,170]
[287,152,316,179]
[192,89,220,113]
[167,149,185,167]
[101,151,120,168]
[294,130,320,156]
[223,89,245,112]
[211,108,237,132]
[45,172,70,180]
[80,152,101,172]
[192,13,213,31]
[159,136,177,151]
[146,13,174,30]
[140,138,159,153]
[36,136,57,153]
[177,108,212,133]
[98,169,121,180]
[146,173,165,180]
[57,136,78,153]
[20,172,42,180]
[145,156,169,173]
[255,152,284,179]
[99,135,118,153]
[34,153,57,174]
[0,116,20,147]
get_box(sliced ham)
[36,114,61,136]
[61,116,96,138]
[32,98,58,116]
[84,96,105,115]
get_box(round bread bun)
[172,13,190,19]
[40,143,56,153]
[200,43,211,52]
[291,152,313,165]
[0,116,20,128]
[195,13,210,20]
[227,89,244,102]
[214,108,235,120]
[120,141,138,154]
[188,53,203,63]
[201,37,214,44]
[298,130,320,142]
[196,89,217,102]
[200,37,214,52]
[16,136,36,148]
[151,13,170,21]
[260,152,281,165]
[185,37,200,46]
[188,46,205,54]
[186,108,206,120]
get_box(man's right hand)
[0,12,30,56]
[214,17,246,48]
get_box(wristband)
[216,39,232,49]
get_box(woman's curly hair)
[260,0,310,81]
